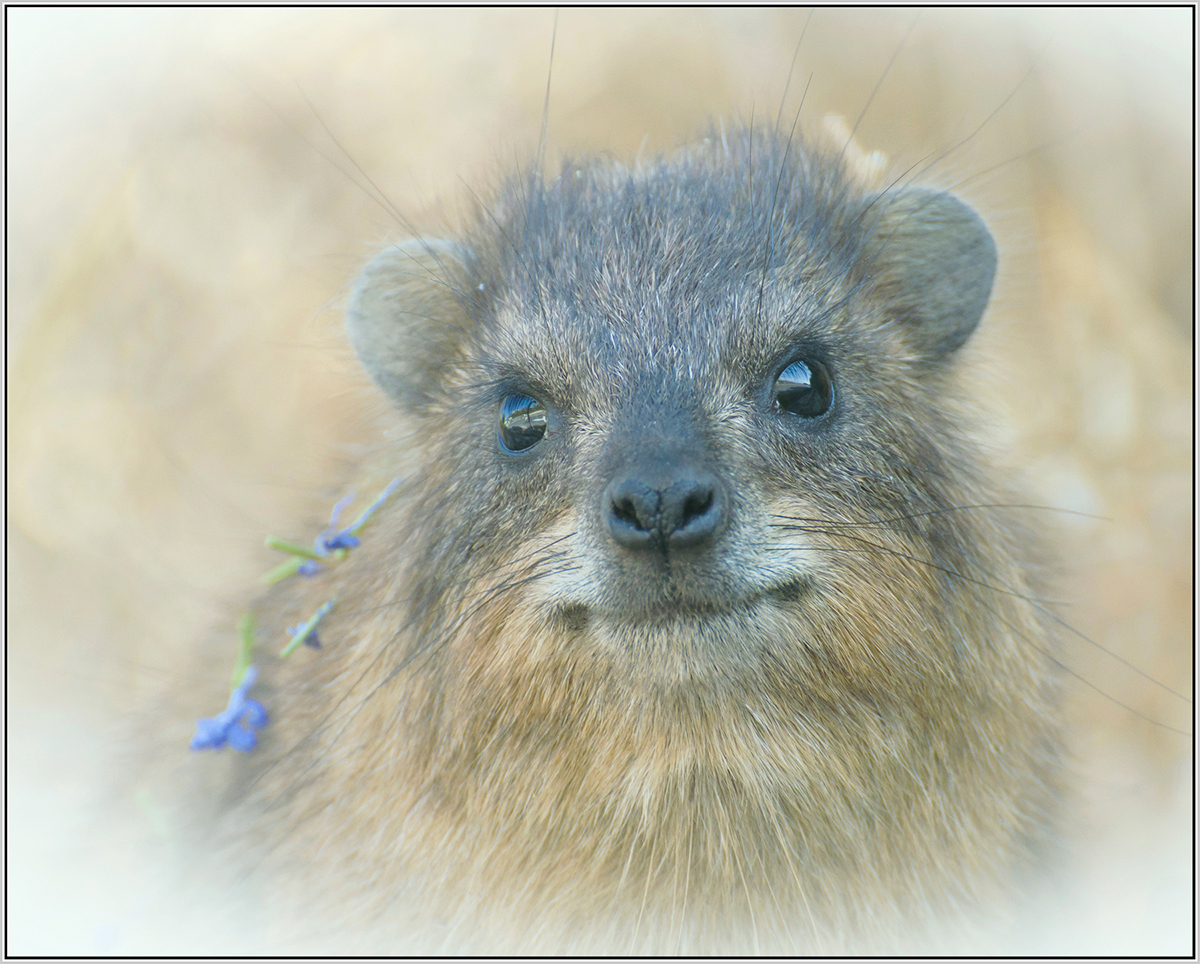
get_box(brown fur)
[153,132,1064,954]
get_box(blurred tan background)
[7,8,1192,954]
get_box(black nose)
[604,469,727,553]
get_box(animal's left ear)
[864,189,997,360]
[346,238,473,415]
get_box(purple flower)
[263,480,400,586]
[310,494,355,555]
[319,531,361,552]
[190,665,269,752]
[279,598,336,658]
[313,494,367,554]
[288,624,322,650]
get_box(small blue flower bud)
[322,532,361,552]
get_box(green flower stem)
[280,598,336,658]
[232,612,255,691]
[262,556,304,585]
[264,536,325,561]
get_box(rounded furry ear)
[346,238,473,413]
[865,189,997,360]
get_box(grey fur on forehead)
[473,130,871,355]
[348,125,996,414]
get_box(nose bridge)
[605,377,705,469]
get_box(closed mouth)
[552,576,812,631]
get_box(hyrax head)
[347,127,997,680]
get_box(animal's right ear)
[346,238,474,414]
[862,189,997,362]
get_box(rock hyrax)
[171,124,1062,953]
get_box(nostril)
[668,476,724,549]
[612,493,649,529]
[681,488,713,526]
[605,479,661,550]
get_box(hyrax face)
[349,128,1002,688]
[264,124,1065,952]
[205,126,1056,953]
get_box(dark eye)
[498,393,548,452]
[773,359,833,418]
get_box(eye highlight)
[498,393,548,452]
[773,359,833,419]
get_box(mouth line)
[762,575,812,606]
[553,576,812,630]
